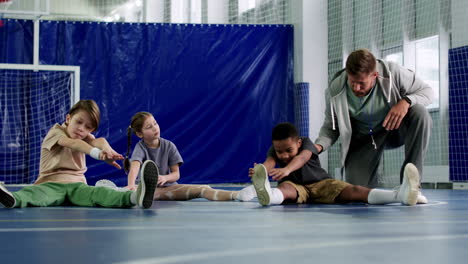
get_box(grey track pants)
[344,104,432,188]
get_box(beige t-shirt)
[34,123,87,184]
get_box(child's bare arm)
[125,160,141,190]
[59,136,123,169]
[58,136,94,156]
[85,137,123,161]
[158,164,180,186]
[248,157,276,177]
[270,149,312,181]
[263,157,276,172]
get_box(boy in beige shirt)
[0,100,157,209]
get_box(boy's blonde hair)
[68,99,100,132]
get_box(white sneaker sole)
[251,164,271,206]
[138,160,159,209]
[403,163,419,206]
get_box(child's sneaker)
[0,184,16,208]
[397,163,419,206]
[96,179,117,188]
[96,179,128,192]
[251,164,272,206]
[237,185,257,201]
[417,191,428,204]
[136,160,159,209]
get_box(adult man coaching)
[314,49,433,194]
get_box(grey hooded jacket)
[315,59,434,167]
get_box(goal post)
[0,63,80,184]
[0,63,80,104]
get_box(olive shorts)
[281,179,351,204]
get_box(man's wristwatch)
[402,96,412,105]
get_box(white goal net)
[0,65,78,184]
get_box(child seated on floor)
[123,111,250,201]
[0,100,157,209]
[241,122,427,206]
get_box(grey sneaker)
[136,160,159,209]
[237,185,257,202]
[397,163,419,206]
[0,184,16,208]
[251,164,272,206]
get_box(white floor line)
[116,233,468,264]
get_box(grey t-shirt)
[130,138,183,186]
[267,137,331,185]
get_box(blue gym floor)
[1,188,467,264]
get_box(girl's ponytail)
[123,126,132,174]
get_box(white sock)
[367,189,397,205]
[270,188,284,205]
[236,185,257,201]
[130,191,137,205]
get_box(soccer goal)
[0,63,79,184]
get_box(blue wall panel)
[449,45,468,181]
[35,21,294,185]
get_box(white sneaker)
[397,163,419,206]
[0,184,16,208]
[417,191,428,204]
[96,179,129,192]
[136,160,159,209]
[251,164,272,206]
[96,179,117,188]
[237,185,257,201]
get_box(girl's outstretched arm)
[125,160,141,190]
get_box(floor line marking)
[116,233,468,264]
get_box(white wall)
[451,0,468,48]
[49,0,101,18]
[207,0,229,24]
[145,0,165,23]
[452,0,468,48]
[291,0,328,169]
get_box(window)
[383,48,403,66]
[238,0,256,14]
[414,36,439,109]
[381,36,440,110]
[190,0,202,23]
[171,0,201,23]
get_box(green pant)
[11,182,133,208]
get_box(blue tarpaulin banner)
[1,20,294,185]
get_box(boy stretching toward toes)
[0,100,157,209]
[248,122,424,206]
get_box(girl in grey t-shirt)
[124,112,241,201]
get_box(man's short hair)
[345,48,377,75]
[272,123,299,141]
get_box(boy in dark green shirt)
[248,123,423,206]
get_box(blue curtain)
[2,20,294,185]
[0,19,34,64]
